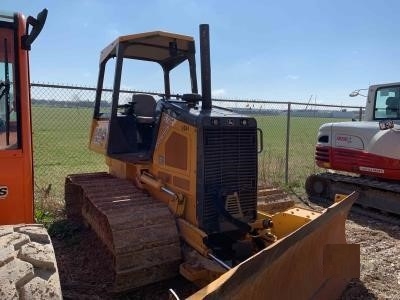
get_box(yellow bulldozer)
[0,5,360,299]
[0,6,361,297]
[64,25,360,299]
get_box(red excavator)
[306,82,400,215]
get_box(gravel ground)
[341,211,400,299]
[50,208,400,299]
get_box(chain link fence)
[30,83,363,204]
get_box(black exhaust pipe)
[200,24,212,111]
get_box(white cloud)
[286,75,299,80]
[212,88,226,97]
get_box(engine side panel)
[151,112,198,226]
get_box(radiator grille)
[201,127,258,232]
[315,146,330,162]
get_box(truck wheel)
[0,224,62,299]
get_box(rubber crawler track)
[306,173,400,216]
[306,173,400,223]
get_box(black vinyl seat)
[132,94,156,124]
[132,94,156,150]
[386,97,399,117]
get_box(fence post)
[285,102,291,185]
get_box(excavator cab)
[0,9,47,223]
[89,31,198,161]
[374,85,400,119]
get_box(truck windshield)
[0,27,17,150]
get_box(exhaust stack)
[200,24,212,111]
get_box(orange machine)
[0,9,62,299]
[0,9,47,223]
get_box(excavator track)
[306,172,400,216]
[65,172,181,292]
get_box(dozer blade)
[188,192,360,300]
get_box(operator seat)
[386,97,399,117]
[132,94,156,151]
[132,94,156,123]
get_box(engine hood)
[321,121,387,130]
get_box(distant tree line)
[32,99,111,108]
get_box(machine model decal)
[156,113,176,148]
[93,126,108,146]
[335,134,363,149]
[359,166,384,174]
[0,186,8,199]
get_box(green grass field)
[31,105,348,218]
[32,106,106,218]
[255,115,346,188]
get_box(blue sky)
[2,0,399,106]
